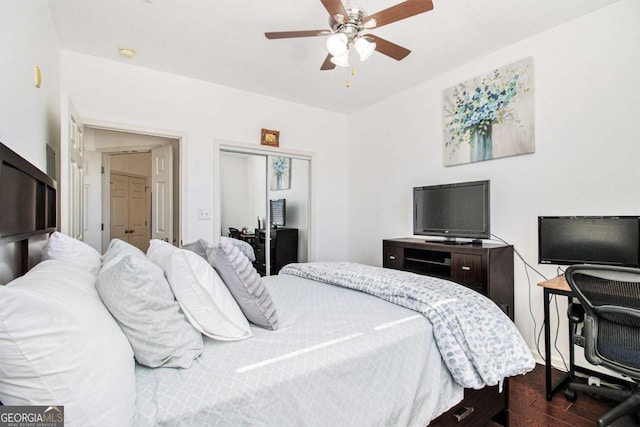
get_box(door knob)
[124,230,129,234]
[128,229,135,234]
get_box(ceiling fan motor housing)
[329,7,368,42]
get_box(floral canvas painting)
[443,57,534,166]
[270,156,291,191]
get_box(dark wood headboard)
[0,143,57,285]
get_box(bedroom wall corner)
[0,1,61,173]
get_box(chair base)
[567,382,640,427]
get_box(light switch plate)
[198,208,211,220]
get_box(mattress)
[133,274,463,426]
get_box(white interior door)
[61,97,85,238]
[128,176,150,251]
[151,145,173,244]
[110,173,128,241]
[110,172,151,252]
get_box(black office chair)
[564,265,640,427]
[228,227,242,239]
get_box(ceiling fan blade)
[320,54,337,70]
[363,0,434,29]
[366,34,411,60]
[320,0,347,19]
[265,30,331,39]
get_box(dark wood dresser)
[383,238,514,426]
[253,227,298,275]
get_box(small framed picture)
[261,128,280,147]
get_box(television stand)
[383,238,514,319]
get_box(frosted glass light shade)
[326,33,348,57]
[330,52,349,67]
[354,37,376,61]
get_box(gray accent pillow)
[181,239,209,260]
[206,241,279,330]
[96,254,204,368]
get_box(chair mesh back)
[571,271,640,372]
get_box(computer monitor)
[270,199,286,227]
[538,216,640,267]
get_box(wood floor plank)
[483,363,639,427]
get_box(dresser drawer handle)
[453,406,474,422]
[461,266,471,271]
[389,255,396,260]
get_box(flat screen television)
[413,180,490,243]
[270,199,286,227]
[538,216,640,267]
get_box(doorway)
[109,171,151,252]
[82,128,180,253]
[219,146,312,276]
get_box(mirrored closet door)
[220,149,311,276]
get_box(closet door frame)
[216,142,314,274]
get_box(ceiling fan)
[265,0,434,70]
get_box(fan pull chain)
[346,67,356,88]
[346,65,350,88]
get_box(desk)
[538,275,575,401]
[238,233,256,244]
[537,276,630,401]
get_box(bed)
[0,142,534,426]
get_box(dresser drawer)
[383,245,404,270]
[451,253,484,287]
[430,384,506,426]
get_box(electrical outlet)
[198,208,211,220]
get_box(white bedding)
[134,274,463,426]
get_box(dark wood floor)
[489,363,638,426]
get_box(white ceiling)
[48,0,620,114]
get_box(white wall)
[0,1,60,171]
[220,153,255,234]
[60,51,349,261]
[347,0,640,367]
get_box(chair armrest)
[568,303,585,324]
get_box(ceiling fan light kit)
[354,37,376,61]
[264,0,434,72]
[330,52,350,67]
[326,33,348,57]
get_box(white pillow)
[147,239,252,341]
[96,254,204,368]
[101,238,146,271]
[42,232,102,276]
[0,260,136,427]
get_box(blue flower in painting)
[272,156,288,176]
[444,65,529,146]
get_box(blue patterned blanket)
[280,262,535,389]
